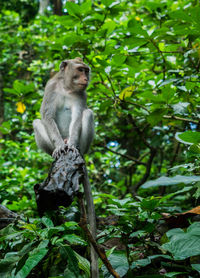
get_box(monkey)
[33,57,99,277]
[33,57,94,159]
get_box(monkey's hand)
[52,144,68,159]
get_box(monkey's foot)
[67,145,81,160]
[52,145,68,159]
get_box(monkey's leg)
[33,119,54,155]
[80,109,94,155]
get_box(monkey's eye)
[78,67,84,72]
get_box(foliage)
[1,0,200,277]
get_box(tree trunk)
[0,73,4,139]
[38,0,49,15]
[83,168,99,278]
[53,0,62,15]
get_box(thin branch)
[105,73,116,97]
[128,115,152,150]
[130,148,156,195]
[126,50,184,56]
[163,115,199,124]
[120,99,149,112]
[78,193,121,278]
[104,146,146,165]
[150,38,166,80]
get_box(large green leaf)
[59,234,87,246]
[65,2,81,17]
[127,19,148,37]
[59,245,81,278]
[74,251,90,278]
[162,222,200,260]
[0,256,19,277]
[131,255,171,269]
[15,240,49,278]
[102,251,129,278]
[142,175,200,188]
[175,131,200,144]
[191,264,200,273]
[147,109,166,126]
[41,217,54,228]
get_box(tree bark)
[0,205,19,229]
[53,0,62,15]
[38,0,49,15]
[0,73,4,139]
[83,167,99,278]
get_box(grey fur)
[33,58,94,158]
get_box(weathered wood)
[34,147,84,216]
[0,204,19,229]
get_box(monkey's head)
[59,57,90,92]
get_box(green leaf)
[48,226,65,238]
[112,54,126,66]
[160,186,192,202]
[147,109,165,126]
[140,198,159,211]
[102,251,129,278]
[172,102,189,114]
[74,252,90,278]
[169,10,191,22]
[60,234,87,246]
[60,245,81,277]
[102,20,116,34]
[0,256,19,277]
[189,144,200,154]
[13,80,25,95]
[65,2,81,17]
[162,222,200,260]
[81,0,92,14]
[15,241,49,278]
[101,0,113,7]
[131,258,151,269]
[176,131,200,144]
[191,264,200,273]
[142,175,200,188]
[0,231,24,242]
[119,86,135,100]
[41,217,54,228]
[164,272,187,277]
[131,255,172,270]
[4,87,19,95]
[124,37,147,48]
[126,56,140,68]
[127,19,148,37]
[111,198,132,207]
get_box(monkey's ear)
[74,57,83,62]
[59,60,68,71]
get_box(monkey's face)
[72,65,90,88]
[60,59,90,92]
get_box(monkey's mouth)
[78,83,87,87]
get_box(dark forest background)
[1,0,200,277]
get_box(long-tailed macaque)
[33,57,98,278]
[33,57,94,159]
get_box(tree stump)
[34,148,85,215]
